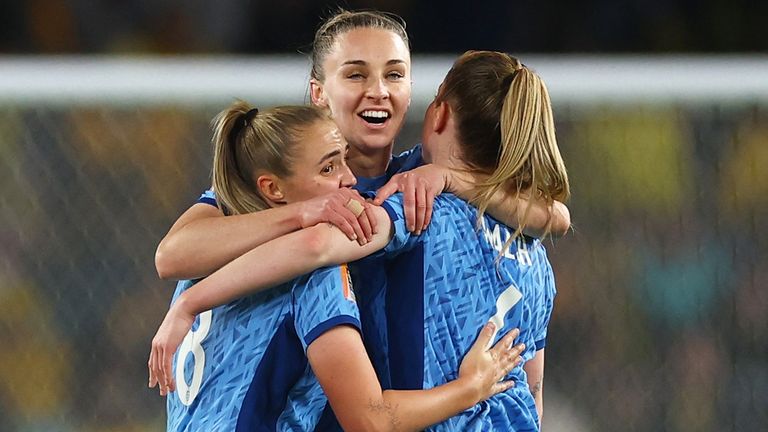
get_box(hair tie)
[245,108,259,121]
[501,69,519,90]
[229,107,258,147]
[240,107,259,129]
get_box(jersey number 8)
[175,310,212,406]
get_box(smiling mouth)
[359,110,390,125]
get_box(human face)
[311,27,411,154]
[278,121,356,203]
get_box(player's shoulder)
[389,144,423,174]
[291,265,355,304]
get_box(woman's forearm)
[447,172,571,238]
[155,203,304,280]
[376,380,480,431]
[175,207,393,316]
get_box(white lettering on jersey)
[480,218,532,266]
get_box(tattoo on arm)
[368,398,402,431]
[531,380,543,399]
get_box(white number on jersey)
[487,283,522,347]
[175,309,212,406]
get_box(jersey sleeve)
[292,264,362,353]
[379,194,421,256]
[197,189,218,207]
[532,247,557,351]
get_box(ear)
[310,79,328,108]
[256,174,286,205]
[432,100,449,133]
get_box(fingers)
[149,340,168,396]
[342,207,367,245]
[491,379,516,396]
[492,327,520,352]
[413,179,427,234]
[470,322,498,355]
[148,352,157,389]
[363,201,378,235]
[164,346,176,393]
[329,210,358,242]
[329,194,365,244]
[158,344,168,396]
[488,328,524,382]
[357,204,374,241]
[344,197,365,217]
[402,175,417,233]
[423,187,435,229]
[374,176,401,205]
[348,191,375,241]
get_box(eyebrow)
[341,59,407,67]
[317,146,348,166]
[317,150,341,165]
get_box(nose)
[365,78,389,100]
[340,164,357,188]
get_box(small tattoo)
[368,398,402,430]
[531,380,542,399]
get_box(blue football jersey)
[192,145,423,390]
[166,264,360,432]
[379,193,542,431]
[525,242,557,355]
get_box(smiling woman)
[149,99,525,431]
[309,23,412,178]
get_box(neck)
[429,133,468,172]
[346,144,393,178]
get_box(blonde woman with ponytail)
[154,9,569,282]
[150,51,568,431]
[151,101,525,431]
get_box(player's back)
[166,265,360,431]
[380,193,541,431]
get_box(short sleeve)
[198,189,218,207]
[532,246,557,351]
[379,194,421,256]
[293,264,362,352]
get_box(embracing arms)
[148,205,393,392]
[374,164,571,238]
[155,188,378,280]
[308,324,523,432]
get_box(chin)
[357,134,396,152]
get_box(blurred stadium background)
[1,1,767,431]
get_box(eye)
[321,162,336,175]
[387,71,405,80]
[347,72,365,80]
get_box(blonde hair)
[437,51,570,243]
[310,8,410,82]
[211,101,330,215]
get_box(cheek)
[296,176,343,200]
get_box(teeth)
[360,110,389,119]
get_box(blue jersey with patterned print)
[192,145,423,390]
[347,144,425,390]
[379,192,541,431]
[477,217,557,363]
[166,264,360,432]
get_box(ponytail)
[438,51,569,245]
[210,101,330,215]
[211,101,270,215]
